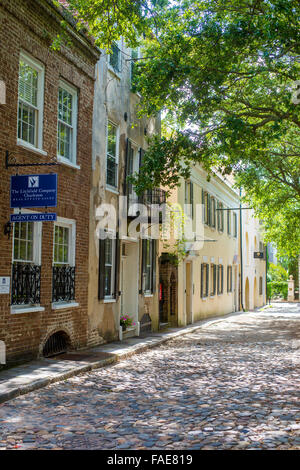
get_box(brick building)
[0,0,99,365]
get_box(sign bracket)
[5,150,58,169]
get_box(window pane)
[107,123,117,157]
[105,266,112,296]
[19,61,38,107]
[109,43,121,73]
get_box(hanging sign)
[254,251,264,259]
[10,213,57,223]
[10,174,57,208]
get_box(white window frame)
[104,230,116,300]
[53,217,76,267]
[106,120,119,191]
[144,238,154,295]
[17,51,45,154]
[12,209,42,266]
[227,208,231,236]
[57,80,78,167]
[11,209,43,314]
[233,212,238,238]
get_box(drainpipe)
[239,187,244,311]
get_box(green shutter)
[114,234,120,299]
[151,239,156,294]
[206,264,209,297]
[98,238,105,300]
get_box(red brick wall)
[0,0,99,364]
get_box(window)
[233,212,238,238]
[259,276,263,295]
[142,239,156,294]
[227,209,231,235]
[201,263,209,298]
[52,219,76,303]
[57,82,78,164]
[11,218,42,306]
[106,121,119,188]
[217,265,224,294]
[185,181,194,219]
[217,201,224,232]
[18,52,44,150]
[227,265,233,292]
[211,197,216,228]
[109,42,121,74]
[210,264,217,296]
[131,47,140,92]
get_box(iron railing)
[52,266,75,302]
[11,262,41,305]
[140,188,166,205]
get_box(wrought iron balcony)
[11,262,41,305]
[52,266,75,303]
[139,188,166,206]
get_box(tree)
[52,0,168,50]
[129,0,300,255]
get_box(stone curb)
[0,311,245,404]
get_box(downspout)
[239,187,244,311]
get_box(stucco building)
[87,40,163,346]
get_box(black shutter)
[140,238,147,294]
[114,234,120,299]
[151,239,156,294]
[139,148,145,169]
[202,189,205,223]
[217,265,219,294]
[213,264,217,295]
[227,266,229,292]
[221,265,224,293]
[207,194,211,226]
[201,263,204,298]
[206,264,209,297]
[98,238,106,300]
[123,138,130,195]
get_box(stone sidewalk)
[0,310,245,405]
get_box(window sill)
[144,293,153,298]
[210,295,216,299]
[57,157,80,170]
[106,185,119,195]
[201,297,207,301]
[108,67,121,80]
[51,302,79,310]
[17,140,47,157]
[11,305,45,314]
[103,298,117,303]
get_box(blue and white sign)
[10,174,57,208]
[10,213,57,223]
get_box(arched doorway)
[245,277,250,311]
[43,331,71,358]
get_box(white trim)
[51,302,79,310]
[12,208,42,265]
[53,217,76,267]
[104,298,117,304]
[105,119,120,190]
[11,306,45,314]
[106,185,119,195]
[57,157,80,170]
[17,140,47,156]
[57,80,78,165]
[143,293,153,298]
[18,51,45,152]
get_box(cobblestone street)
[0,303,299,450]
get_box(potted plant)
[120,315,135,332]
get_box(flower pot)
[122,324,127,332]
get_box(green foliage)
[268,262,288,282]
[54,0,169,50]
[131,0,300,256]
[267,281,288,299]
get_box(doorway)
[120,241,139,336]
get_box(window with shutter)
[142,239,156,295]
[99,232,117,300]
